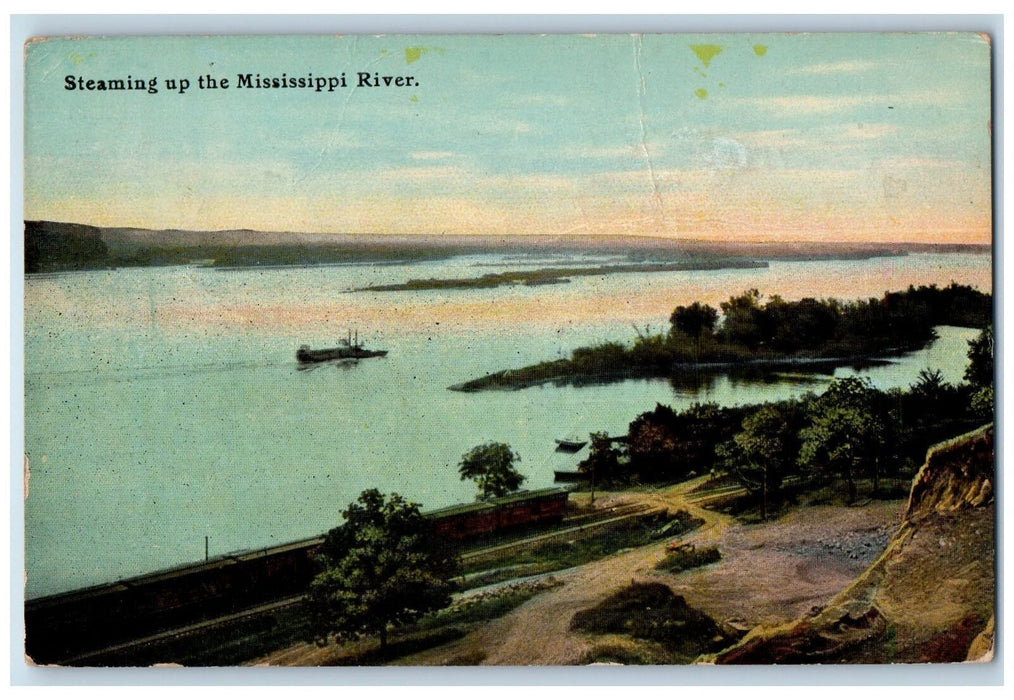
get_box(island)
[450,283,992,392]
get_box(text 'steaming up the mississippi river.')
[63,71,418,95]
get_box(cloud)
[722,129,813,152]
[558,144,642,159]
[723,124,896,155]
[409,151,458,161]
[457,114,537,136]
[836,123,897,140]
[732,89,961,116]
[734,95,874,115]
[872,156,969,169]
[789,60,878,75]
[510,93,571,107]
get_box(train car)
[25,488,571,664]
[426,487,570,539]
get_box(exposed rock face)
[713,424,995,664]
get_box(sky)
[23,33,993,244]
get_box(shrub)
[655,545,722,573]
[570,582,730,659]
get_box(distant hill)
[24,221,111,273]
[23,220,992,273]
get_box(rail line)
[48,484,745,665]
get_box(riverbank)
[449,353,897,392]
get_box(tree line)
[456,283,991,391]
[580,323,994,516]
[652,282,989,362]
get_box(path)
[253,479,904,666]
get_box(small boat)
[554,438,588,453]
[297,330,388,364]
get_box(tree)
[458,442,525,500]
[669,302,719,358]
[307,489,459,652]
[971,384,994,420]
[963,325,994,421]
[626,402,742,483]
[798,378,885,503]
[718,289,766,349]
[730,405,793,520]
[965,325,993,389]
[578,431,623,488]
[912,368,948,400]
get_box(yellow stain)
[753,44,768,57]
[406,47,427,64]
[690,44,723,68]
[695,88,708,100]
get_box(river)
[23,251,990,598]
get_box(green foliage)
[620,366,983,504]
[359,259,766,293]
[627,402,744,482]
[578,642,660,665]
[417,578,563,630]
[709,284,989,356]
[578,432,624,486]
[965,325,994,389]
[727,405,795,519]
[913,368,949,400]
[308,489,459,650]
[570,342,629,373]
[456,287,991,502]
[458,442,525,501]
[718,288,766,350]
[970,385,994,420]
[798,378,886,503]
[670,302,719,343]
[735,406,791,479]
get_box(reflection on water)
[530,358,892,395]
[670,366,831,394]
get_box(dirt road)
[254,480,904,666]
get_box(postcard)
[21,32,994,668]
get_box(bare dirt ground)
[252,480,904,667]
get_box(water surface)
[23,251,990,597]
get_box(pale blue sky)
[24,33,992,242]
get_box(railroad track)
[684,476,802,507]
[51,500,662,665]
[53,484,759,665]
[60,595,308,666]
[462,502,662,563]
[685,483,748,504]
